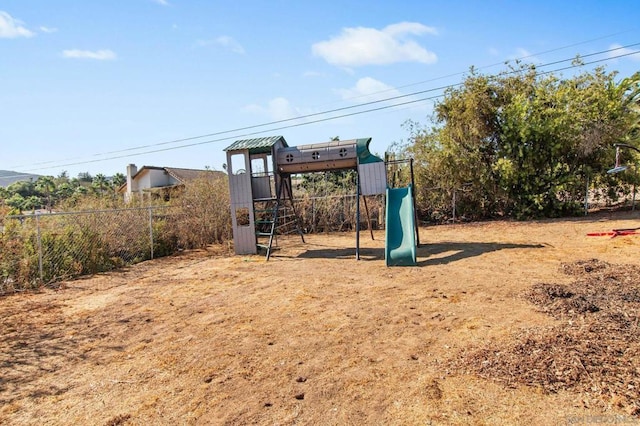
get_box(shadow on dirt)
[0,302,79,406]
[0,300,150,407]
[295,242,545,265]
[417,242,545,266]
[295,247,384,260]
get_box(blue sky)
[1,0,639,178]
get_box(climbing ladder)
[254,175,305,260]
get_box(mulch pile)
[454,259,640,416]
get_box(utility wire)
[12,43,640,173]
[337,29,640,102]
[30,41,640,165]
[24,95,442,171]
[22,48,640,173]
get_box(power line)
[13,42,640,171]
[338,29,640,101]
[13,42,640,173]
[22,48,639,173]
[24,95,443,171]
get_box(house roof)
[164,167,224,182]
[223,136,288,154]
[117,166,225,193]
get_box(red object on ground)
[587,228,639,238]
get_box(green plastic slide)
[385,185,417,266]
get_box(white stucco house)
[118,164,225,203]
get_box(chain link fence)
[416,184,638,224]
[295,194,385,233]
[0,206,178,293]
[3,175,633,293]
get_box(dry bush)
[294,194,385,233]
[56,192,128,211]
[0,176,233,293]
[0,219,38,293]
[170,174,231,249]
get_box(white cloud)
[0,11,35,38]
[62,49,117,60]
[39,26,58,34]
[151,0,169,5]
[608,43,640,62]
[196,36,245,54]
[312,22,437,67]
[245,97,301,121]
[336,77,402,103]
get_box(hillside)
[0,170,40,187]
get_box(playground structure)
[224,136,418,265]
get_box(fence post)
[312,198,316,233]
[148,207,154,260]
[452,189,456,222]
[35,213,43,283]
[584,176,589,215]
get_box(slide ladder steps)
[253,198,279,260]
[254,177,305,260]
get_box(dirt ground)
[1,211,640,425]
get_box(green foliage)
[0,169,122,212]
[112,173,126,188]
[77,172,93,183]
[405,65,640,220]
[6,180,36,198]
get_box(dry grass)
[456,258,639,415]
[1,212,639,425]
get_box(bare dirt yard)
[1,212,639,425]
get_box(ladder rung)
[256,232,272,237]
[276,221,296,228]
[254,197,277,202]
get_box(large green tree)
[406,65,640,220]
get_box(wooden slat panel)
[359,162,386,195]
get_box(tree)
[56,182,75,200]
[23,195,41,212]
[112,173,126,188]
[6,193,26,214]
[56,170,69,183]
[35,175,56,212]
[406,64,640,220]
[77,172,93,183]
[74,186,89,196]
[6,180,36,198]
[91,174,111,195]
